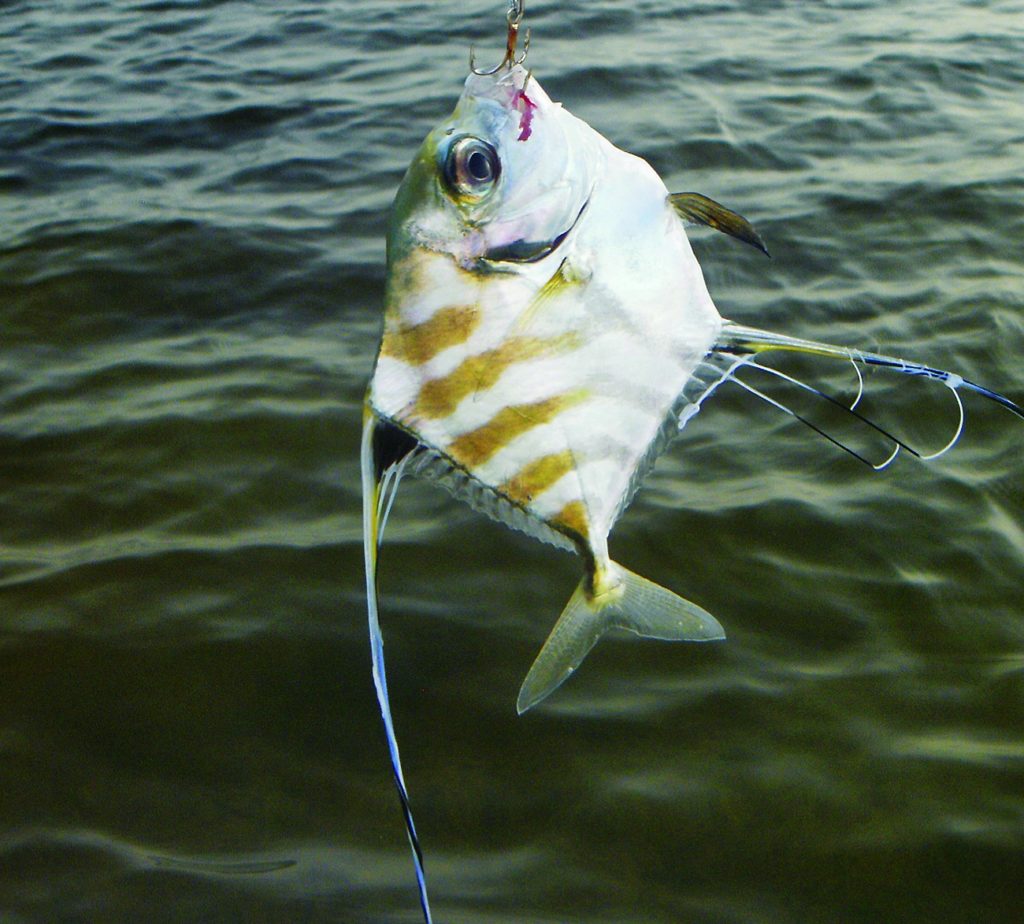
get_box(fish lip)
[479,195,590,268]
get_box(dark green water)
[2,1,1023,921]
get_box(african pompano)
[369,61,735,705]
[360,9,1022,921]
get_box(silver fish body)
[368,65,728,713]
[360,31,1022,924]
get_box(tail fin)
[517,563,724,714]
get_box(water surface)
[2,1,1023,921]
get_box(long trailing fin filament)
[361,412,434,923]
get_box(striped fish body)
[371,66,720,559]
[363,22,1023,924]
[367,65,726,713]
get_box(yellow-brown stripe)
[499,450,576,505]
[447,391,587,469]
[414,333,580,419]
[549,499,590,542]
[380,304,480,366]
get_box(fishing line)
[917,384,966,461]
[848,356,864,410]
[731,376,895,469]
[740,359,917,462]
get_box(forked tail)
[517,562,725,714]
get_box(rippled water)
[2,1,1023,921]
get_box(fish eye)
[443,136,501,199]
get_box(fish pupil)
[467,150,492,182]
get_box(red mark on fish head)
[513,88,537,142]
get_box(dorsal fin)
[669,192,770,257]
[716,321,1024,419]
[706,320,1024,467]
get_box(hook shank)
[470,0,530,75]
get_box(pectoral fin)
[669,192,769,256]
[516,562,724,714]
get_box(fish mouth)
[481,196,589,266]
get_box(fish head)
[386,64,595,278]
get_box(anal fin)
[361,409,433,924]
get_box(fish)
[359,4,1023,919]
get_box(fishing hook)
[470,0,530,75]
